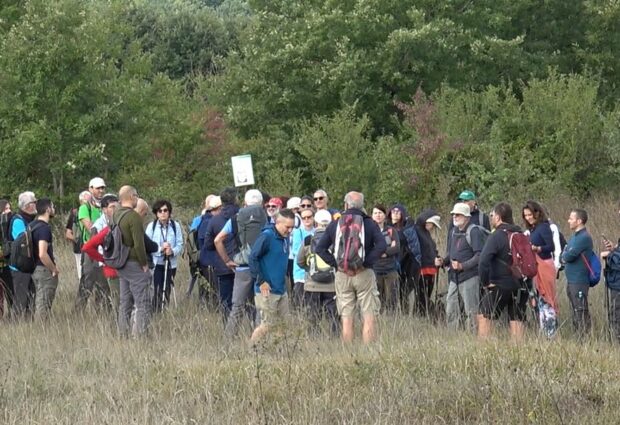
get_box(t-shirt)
[31,219,54,266]
[78,202,101,243]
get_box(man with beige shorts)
[249,209,296,343]
[315,192,387,343]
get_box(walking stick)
[604,261,611,340]
[162,255,169,311]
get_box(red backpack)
[503,230,538,280]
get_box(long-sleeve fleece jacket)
[315,208,387,270]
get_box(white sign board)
[231,154,255,187]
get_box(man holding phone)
[601,214,620,341]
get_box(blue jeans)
[217,273,235,319]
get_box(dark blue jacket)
[561,228,593,285]
[529,221,554,260]
[204,204,239,275]
[250,225,289,295]
[197,212,213,268]
[315,208,387,270]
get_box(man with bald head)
[113,186,152,337]
[316,191,386,343]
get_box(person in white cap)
[214,189,268,338]
[442,203,485,332]
[75,177,111,313]
[65,190,91,283]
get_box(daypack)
[334,214,365,274]
[306,229,335,283]
[148,219,181,257]
[581,250,602,287]
[10,220,45,273]
[504,230,538,280]
[605,248,620,290]
[185,219,202,268]
[102,210,132,269]
[0,212,12,259]
[461,224,490,249]
[70,208,83,249]
[233,205,267,266]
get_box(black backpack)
[102,210,132,269]
[0,212,13,259]
[10,220,45,273]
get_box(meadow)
[1,197,619,424]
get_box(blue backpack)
[582,250,602,287]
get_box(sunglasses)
[95,186,106,190]
[300,204,312,208]
[266,205,278,209]
[314,196,325,201]
[158,208,169,213]
[301,215,314,220]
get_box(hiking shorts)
[335,268,380,317]
[255,293,289,327]
[480,286,528,321]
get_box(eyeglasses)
[300,204,312,208]
[266,205,278,209]
[158,208,169,213]
[301,215,314,220]
[314,196,325,201]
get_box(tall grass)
[1,196,619,424]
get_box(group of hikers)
[1,179,620,344]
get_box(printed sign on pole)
[231,154,255,187]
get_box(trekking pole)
[604,262,611,340]
[162,254,169,311]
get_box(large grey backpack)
[233,205,268,266]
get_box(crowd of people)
[1,179,619,345]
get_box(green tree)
[0,0,202,204]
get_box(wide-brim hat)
[426,215,441,229]
[450,203,471,217]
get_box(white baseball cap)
[89,177,106,189]
[314,209,332,225]
[286,197,301,209]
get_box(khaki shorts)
[335,268,380,317]
[255,293,289,326]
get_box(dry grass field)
[1,196,619,424]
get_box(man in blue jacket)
[316,191,387,344]
[561,208,594,336]
[249,209,296,343]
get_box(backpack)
[503,230,538,280]
[233,205,267,266]
[582,250,602,287]
[307,229,335,283]
[10,220,45,273]
[0,212,12,259]
[462,224,490,249]
[70,208,83,250]
[102,210,132,269]
[185,218,203,268]
[605,248,620,290]
[334,214,365,274]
